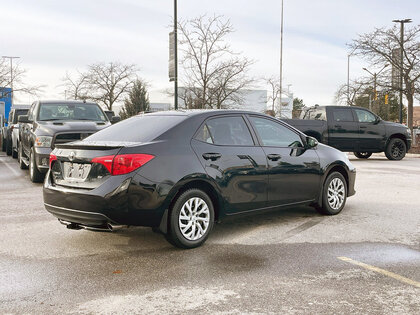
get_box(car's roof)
[38,100,99,106]
[144,109,269,118]
[306,105,369,111]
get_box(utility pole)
[174,0,178,110]
[363,64,388,114]
[2,56,20,104]
[392,18,411,124]
[278,0,284,116]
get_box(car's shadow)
[108,205,323,253]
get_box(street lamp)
[392,18,412,123]
[362,64,389,111]
[2,56,20,104]
[278,0,284,115]
[347,47,357,106]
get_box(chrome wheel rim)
[327,178,345,210]
[179,197,210,241]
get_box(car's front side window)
[204,116,254,146]
[250,116,303,148]
[355,109,376,123]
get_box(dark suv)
[18,100,114,182]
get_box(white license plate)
[63,162,91,180]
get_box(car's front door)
[247,115,321,207]
[327,108,359,151]
[353,108,386,151]
[191,115,268,214]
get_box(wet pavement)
[0,152,419,314]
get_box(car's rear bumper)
[43,171,166,228]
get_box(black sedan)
[43,110,356,248]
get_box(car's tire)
[385,138,406,161]
[12,145,18,158]
[166,189,214,249]
[29,147,44,183]
[1,135,6,152]
[18,142,28,169]
[316,172,347,215]
[354,152,372,159]
[6,137,12,156]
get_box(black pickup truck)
[283,105,412,160]
[18,100,119,182]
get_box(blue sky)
[1,0,419,106]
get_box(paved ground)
[0,152,419,314]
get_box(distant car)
[44,110,356,249]
[18,100,115,182]
[7,107,30,158]
[283,105,412,160]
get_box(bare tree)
[178,15,254,109]
[0,59,42,98]
[61,71,89,100]
[335,79,369,106]
[264,76,280,113]
[349,24,420,132]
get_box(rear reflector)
[49,154,57,169]
[92,154,155,176]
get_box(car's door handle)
[267,154,282,161]
[334,124,342,128]
[360,126,367,129]
[202,153,221,161]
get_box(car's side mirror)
[374,117,381,124]
[111,116,121,124]
[18,115,30,123]
[305,136,318,149]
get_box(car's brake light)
[92,154,155,175]
[49,154,57,169]
[91,155,114,174]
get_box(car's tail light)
[91,155,114,174]
[49,154,57,169]
[92,154,155,176]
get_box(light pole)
[392,18,411,123]
[363,64,389,112]
[347,47,357,106]
[173,0,178,110]
[2,56,20,104]
[278,0,284,115]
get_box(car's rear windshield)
[85,115,187,143]
[37,103,107,122]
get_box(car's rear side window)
[86,115,187,143]
[200,116,254,146]
[332,109,354,122]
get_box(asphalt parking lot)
[0,151,419,314]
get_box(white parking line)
[0,157,22,177]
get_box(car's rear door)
[191,115,268,214]
[327,107,359,151]
[247,115,321,206]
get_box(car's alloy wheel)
[167,189,214,249]
[316,171,347,215]
[385,138,407,161]
[327,178,345,210]
[178,197,210,241]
